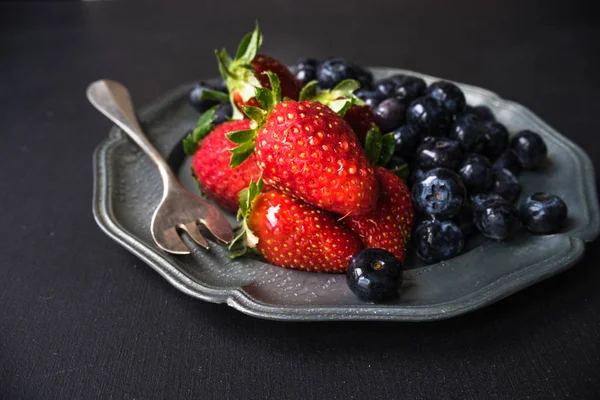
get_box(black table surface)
[2,1,599,399]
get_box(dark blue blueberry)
[458,154,493,193]
[464,105,495,121]
[188,81,226,113]
[412,168,467,218]
[352,63,373,89]
[346,248,403,303]
[426,81,467,115]
[449,113,486,153]
[491,168,522,203]
[392,125,420,159]
[471,193,506,210]
[474,200,521,240]
[406,97,452,137]
[373,98,406,132]
[374,78,398,98]
[394,76,427,104]
[482,121,509,160]
[293,58,319,85]
[413,220,465,263]
[415,137,463,170]
[388,73,410,85]
[510,130,548,170]
[354,89,386,109]
[520,192,568,234]
[316,57,358,89]
[493,149,522,175]
[213,102,232,125]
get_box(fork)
[87,80,233,254]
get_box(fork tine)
[178,221,209,249]
[154,227,190,254]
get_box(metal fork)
[87,80,233,254]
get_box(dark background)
[1,1,599,399]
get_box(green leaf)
[332,79,361,97]
[226,129,256,144]
[196,105,218,129]
[329,99,353,116]
[298,80,318,101]
[182,133,198,156]
[391,164,410,181]
[237,22,262,64]
[254,87,273,111]
[230,141,255,168]
[379,132,396,166]
[264,71,281,103]
[242,106,266,123]
[365,125,382,165]
[215,49,236,80]
[199,88,229,103]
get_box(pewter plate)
[92,67,599,321]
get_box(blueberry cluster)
[349,73,567,264]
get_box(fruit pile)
[183,23,568,303]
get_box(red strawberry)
[190,119,263,212]
[343,104,378,143]
[228,73,379,216]
[344,167,415,261]
[301,79,378,143]
[246,189,363,272]
[216,24,300,118]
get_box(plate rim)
[92,67,600,321]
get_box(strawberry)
[216,23,300,118]
[183,111,263,212]
[231,180,363,272]
[299,79,378,143]
[343,166,415,261]
[227,73,379,216]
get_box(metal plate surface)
[92,68,600,321]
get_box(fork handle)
[87,80,176,188]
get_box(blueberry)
[493,149,522,175]
[346,248,403,303]
[474,200,521,240]
[392,125,420,159]
[388,73,410,86]
[213,102,232,125]
[415,137,463,170]
[413,220,465,263]
[520,193,568,234]
[471,193,506,210]
[406,97,452,137]
[426,81,467,115]
[458,154,493,193]
[316,57,358,89]
[510,130,548,170]
[293,58,319,85]
[354,89,385,109]
[464,105,495,121]
[188,81,226,113]
[374,78,398,98]
[373,98,407,132]
[491,168,521,203]
[482,121,509,160]
[448,113,487,153]
[412,168,467,218]
[394,76,427,104]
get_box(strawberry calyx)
[364,125,410,180]
[215,22,264,120]
[182,105,219,155]
[300,79,364,117]
[228,177,264,258]
[226,71,282,167]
